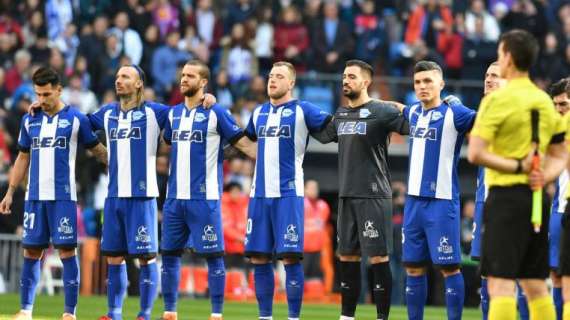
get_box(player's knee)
[58,248,76,259]
[23,248,43,259]
[250,256,270,264]
[283,257,300,265]
[107,256,125,265]
[439,264,461,277]
[339,255,361,262]
[551,271,562,287]
[519,279,549,300]
[405,266,426,276]
[487,277,516,298]
[138,256,157,266]
[369,255,389,264]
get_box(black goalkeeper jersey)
[314,100,408,198]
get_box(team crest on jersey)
[135,225,151,243]
[282,109,294,117]
[431,111,443,121]
[132,111,144,121]
[362,220,379,238]
[284,224,299,242]
[437,236,453,254]
[57,217,73,234]
[359,109,371,118]
[202,225,218,242]
[194,113,207,122]
[31,136,68,149]
[58,119,71,128]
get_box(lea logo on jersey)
[257,125,291,138]
[31,136,68,149]
[338,121,367,135]
[172,130,203,142]
[109,127,142,140]
[410,126,437,140]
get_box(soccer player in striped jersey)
[401,61,476,320]
[243,61,332,320]
[547,78,570,320]
[159,60,256,320]
[91,65,169,320]
[0,67,107,320]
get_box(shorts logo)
[58,217,73,234]
[438,236,453,254]
[284,224,299,242]
[136,225,151,243]
[202,225,218,242]
[363,220,379,238]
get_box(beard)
[268,88,287,100]
[343,87,361,100]
[182,85,201,97]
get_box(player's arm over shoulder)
[374,101,409,135]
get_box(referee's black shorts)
[481,185,550,279]
[558,202,570,275]
[337,197,392,257]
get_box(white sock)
[211,313,222,318]
[339,316,354,320]
[20,310,32,315]
[259,317,273,320]
[289,318,300,320]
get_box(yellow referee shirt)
[471,77,566,187]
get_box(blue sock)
[20,257,40,311]
[61,256,80,315]
[284,263,304,318]
[517,283,529,320]
[406,274,427,320]
[254,263,275,318]
[207,257,226,315]
[107,263,127,320]
[161,255,181,312]
[444,273,464,320]
[138,261,158,320]
[480,278,489,320]
[554,287,563,320]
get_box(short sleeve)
[77,113,99,148]
[382,104,409,135]
[17,116,31,152]
[311,118,338,143]
[245,114,257,141]
[152,103,170,130]
[213,106,244,144]
[402,105,412,121]
[471,94,506,142]
[452,105,477,133]
[549,111,566,145]
[301,101,333,132]
[163,109,173,145]
[89,105,108,131]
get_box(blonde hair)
[273,61,296,80]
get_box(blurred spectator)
[61,73,99,114]
[0,7,23,48]
[77,15,109,96]
[225,0,256,32]
[354,0,386,66]
[465,0,500,42]
[98,33,123,94]
[390,181,406,305]
[501,0,548,40]
[246,74,266,104]
[28,32,50,64]
[45,0,72,42]
[273,5,310,73]
[140,25,161,86]
[189,0,224,55]
[109,11,143,65]
[303,0,323,28]
[48,47,67,79]
[460,199,475,254]
[116,0,151,35]
[53,23,80,70]
[221,182,249,271]
[254,6,274,75]
[0,67,8,108]
[405,0,453,49]
[178,25,209,63]
[535,32,566,86]
[437,17,464,79]
[73,55,92,90]
[152,0,180,40]
[144,87,156,101]
[0,33,13,68]
[151,30,191,98]
[311,1,354,73]
[303,180,330,280]
[213,69,234,110]
[5,49,30,95]
[220,23,257,98]
[22,10,45,47]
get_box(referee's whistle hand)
[528,169,544,191]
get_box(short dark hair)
[32,67,60,86]
[499,29,539,72]
[413,60,443,75]
[345,59,374,79]
[185,59,210,80]
[549,78,570,98]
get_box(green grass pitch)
[0,293,483,319]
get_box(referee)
[313,59,408,320]
[468,29,568,320]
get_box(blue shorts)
[402,196,461,266]
[101,197,158,257]
[470,201,484,260]
[245,197,304,259]
[161,199,224,257]
[22,200,77,249]
[550,211,563,269]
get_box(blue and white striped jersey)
[403,102,476,200]
[18,106,99,201]
[475,167,487,203]
[89,101,169,198]
[163,103,244,200]
[552,171,569,214]
[245,99,331,198]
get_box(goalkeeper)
[468,29,567,320]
